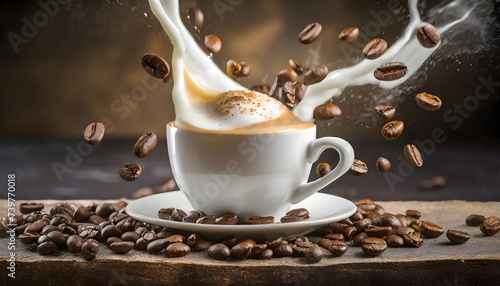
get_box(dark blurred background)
[0,0,499,201]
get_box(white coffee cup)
[166,122,354,221]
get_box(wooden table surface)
[1,199,499,286]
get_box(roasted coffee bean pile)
[157,208,310,225]
[5,199,497,263]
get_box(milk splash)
[149,0,477,128]
[293,0,478,122]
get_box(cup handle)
[291,137,355,204]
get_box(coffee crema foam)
[174,89,314,134]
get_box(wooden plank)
[1,200,499,285]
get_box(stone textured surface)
[0,200,499,285]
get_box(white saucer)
[125,191,356,241]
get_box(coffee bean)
[415,92,442,111]
[196,215,216,224]
[420,221,444,238]
[362,237,387,256]
[118,163,142,181]
[374,62,408,81]
[169,209,186,222]
[304,66,328,85]
[20,202,44,214]
[293,82,307,103]
[142,231,156,243]
[208,243,231,260]
[73,206,91,222]
[257,248,273,259]
[404,144,423,167]
[419,176,447,190]
[266,237,282,250]
[404,233,423,247]
[355,218,372,233]
[226,59,241,80]
[298,22,322,44]
[305,245,323,263]
[127,195,149,208]
[101,225,122,241]
[292,242,313,257]
[37,235,51,245]
[133,132,158,158]
[396,227,415,237]
[276,68,299,86]
[381,120,404,140]
[47,230,66,246]
[380,214,403,229]
[37,241,57,255]
[215,214,238,225]
[287,208,309,217]
[15,224,29,236]
[480,216,500,236]
[158,208,175,220]
[205,35,221,54]
[78,224,102,239]
[404,210,421,220]
[355,199,374,206]
[67,234,86,253]
[116,217,135,233]
[95,203,115,218]
[466,214,485,226]
[249,216,275,224]
[239,61,251,77]
[187,7,204,28]
[146,238,169,254]
[156,230,172,240]
[289,59,305,75]
[358,205,376,216]
[349,212,363,223]
[417,24,440,48]
[81,239,99,260]
[192,240,211,252]
[313,103,341,120]
[274,243,293,257]
[110,241,135,254]
[328,240,348,256]
[250,84,271,95]
[106,237,122,247]
[366,226,392,238]
[141,53,170,80]
[166,234,184,245]
[338,27,359,42]
[374,105,395,121]
[251,244,268,257]
[344,227,357,241]
[84,122,105,145]
[353,232,369,247]
[26,218,50,234]
[182,211,204,223]
[446,230,470,244]
[134,226,148,236]
[318,233,344,248]
[348,159,368,176]
[119,231,139,243]
[316,162,332,177]
[231,243,252,259]
[220,237,238,249]
[385,234,404,247]
[362,38,388,59]
[376,157,391,172]
[18,233,40,245]
[40,225,59,235]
